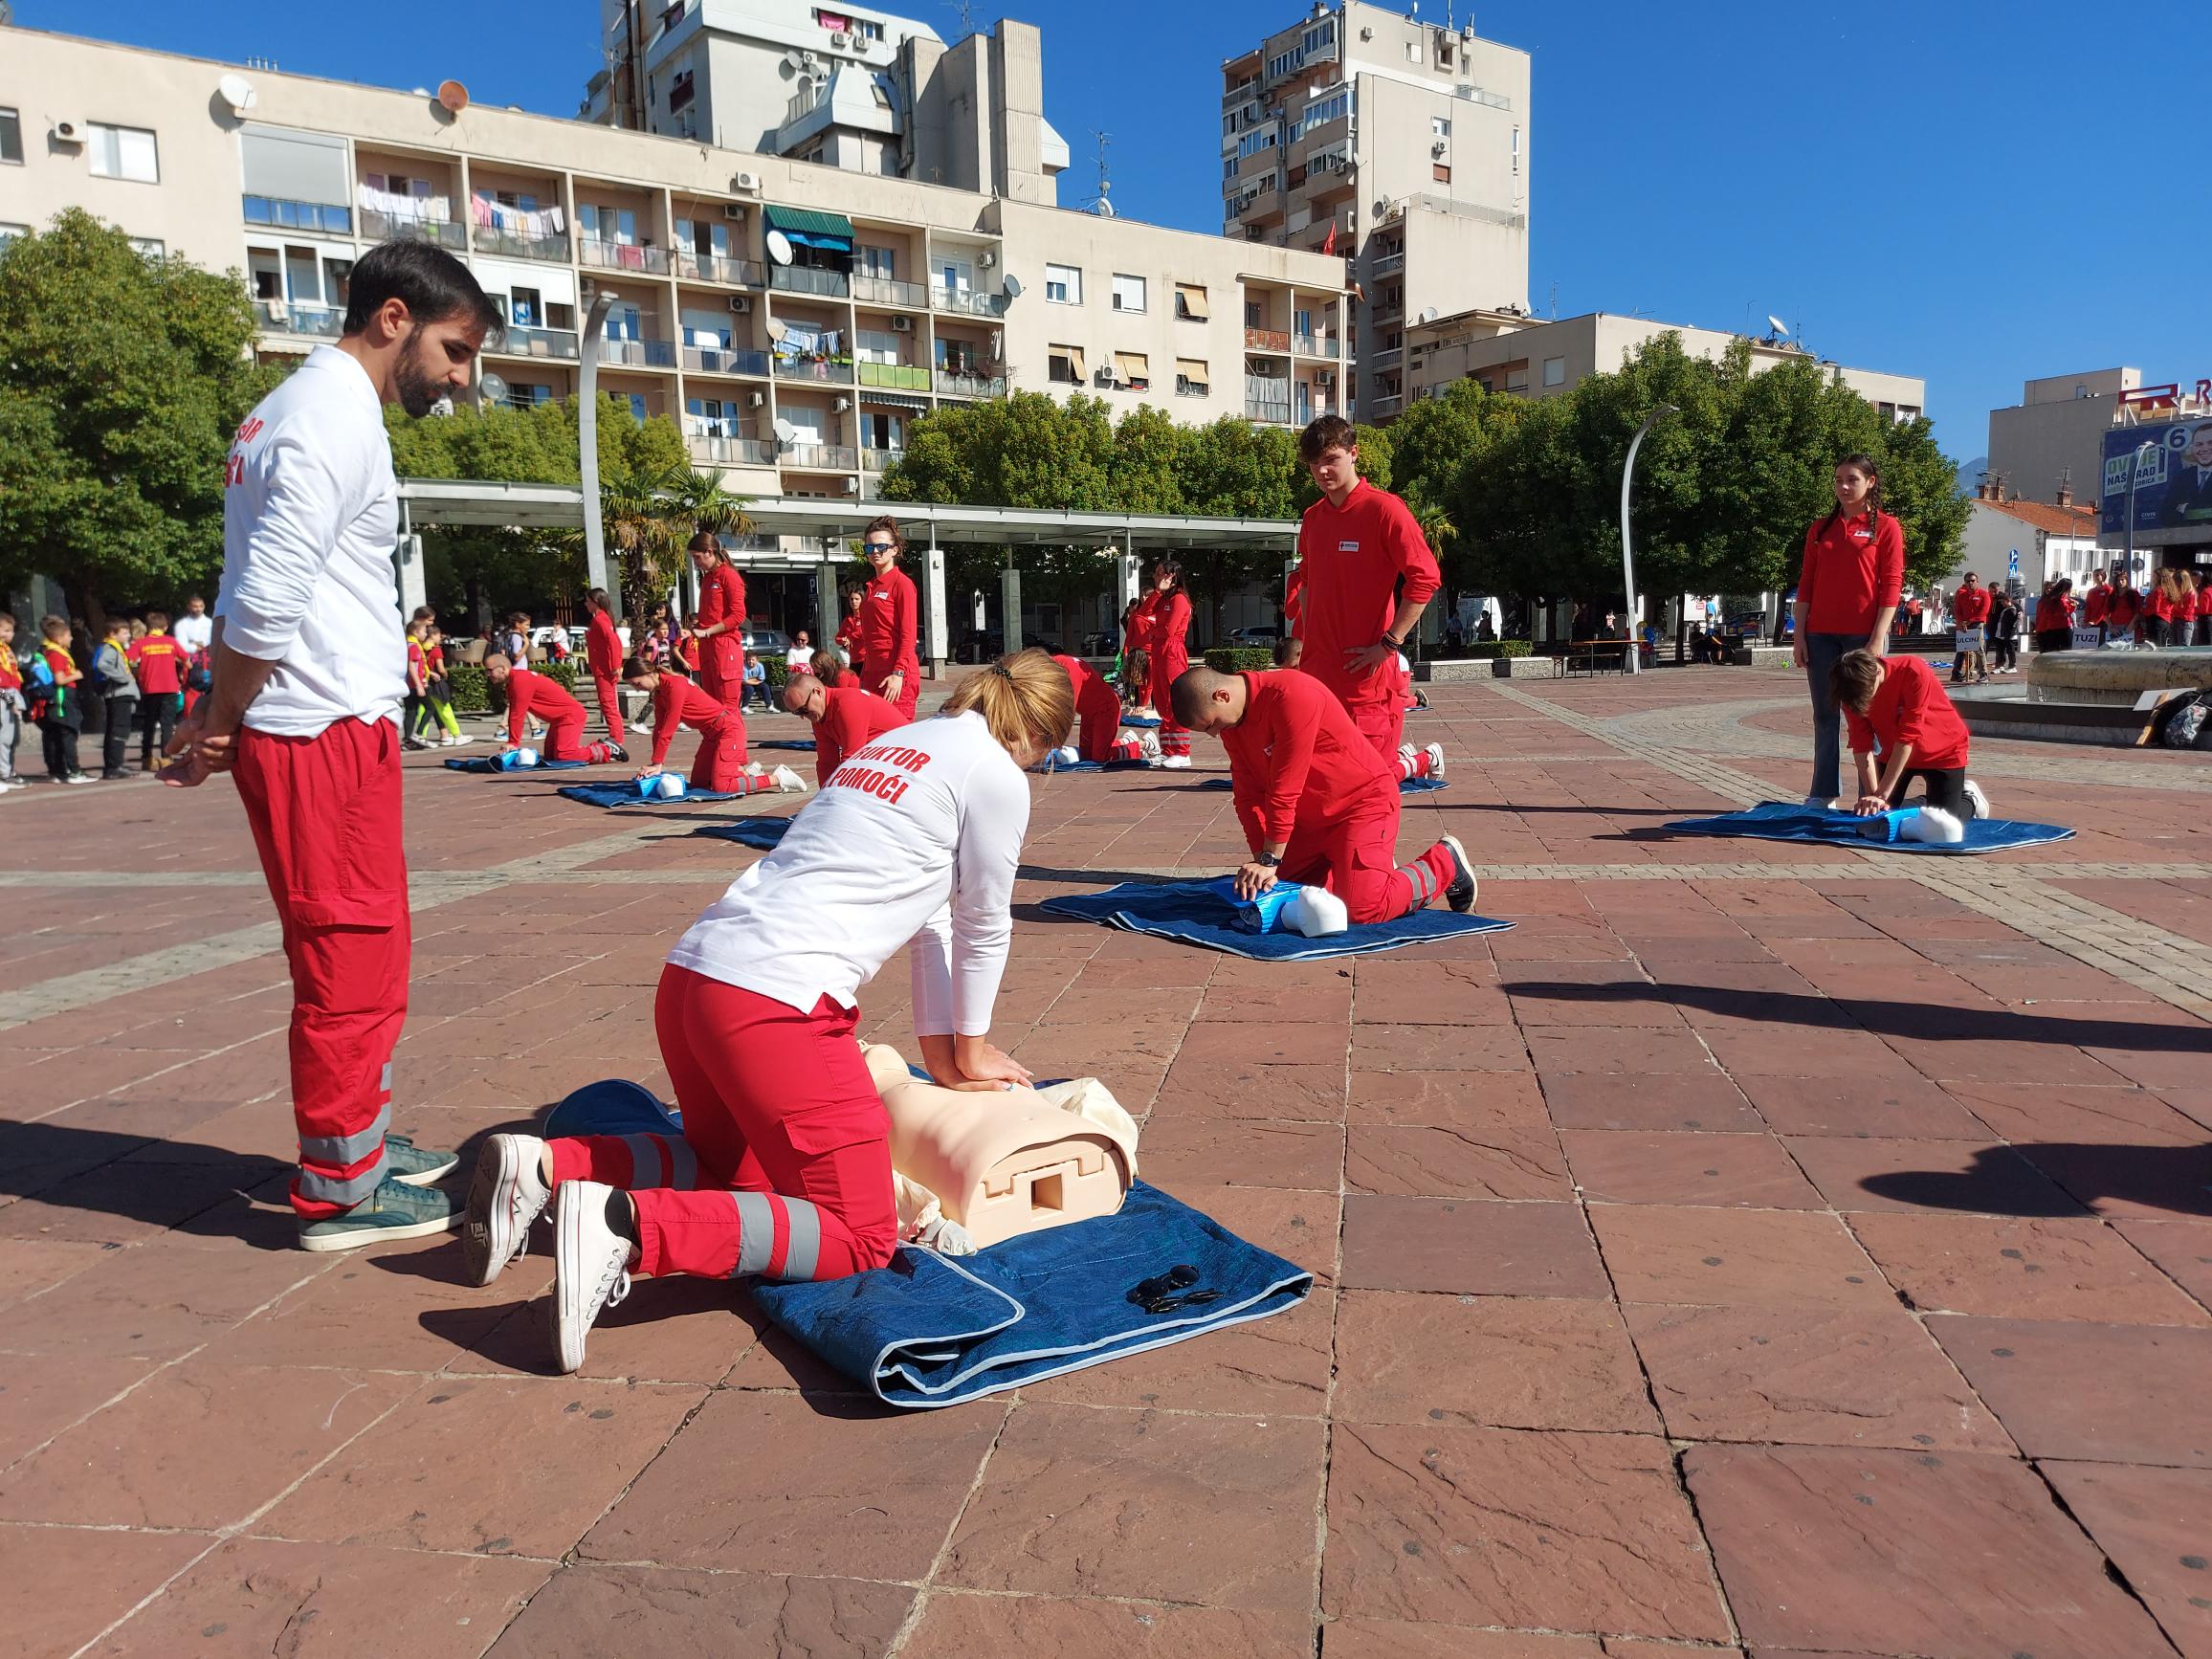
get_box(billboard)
[2101,417,2212,537]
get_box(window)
[87,122,159,184]
[1405,39,1424,63]
[856,328,900,365]
[1430,117,1451,138]
[1292,89,1350,139]
[127,236,166,258]
[1432,163,1451,184]
[1113,351,1150,391]
[1045,262,1082,305]
[1175,358,1209,397]
[1110,273,1146,313]
[1541,356,1566,387]
[1506,367,1529,393]
[0,108,21,166]
[1237,126,1278,160]
[1175,282,1209,321]
[1048,343,1085,385]
[1245,299,1262,327]
[0,223,29,249]
[1512,126,1520,177]
[511,287,542,327]
[856,244,897,279]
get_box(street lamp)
[2122,438,2157,591]
[576,289,620,615]
[1619,405,1678,675]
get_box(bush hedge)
[1203,646,1274,674]
[1468,640,1534,660]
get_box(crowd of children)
[2,607,214,788]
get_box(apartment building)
[1405,308,1927,422]
[1223,0,1530,421]
[1985,367,2145,509]
[0,26,1348,507]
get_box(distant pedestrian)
[0,611,23,792]
[92,616,140,778]
[134,609,186,769]
[173,595,213,657]
[33,614,89,784]
[1792,453,1902,807]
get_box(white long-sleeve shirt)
[215,345,405,737]
[669,708,1029,1035]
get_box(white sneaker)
[551,1181,633,1375]
[1160,754,1191,769]
[769,764,808,792]
[1425,742,1446,781]
[1138,730,1162,762]
[1803,794,1839,811]
[1962,778,1990,821]
[1398,742,1419,779]
[463,1133,552,1287]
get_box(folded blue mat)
[558,781,741,808]
[1118,714,1160,728]
[1665,800,2074,856]
[694,816,792,851]
[444,754,586,773]
[539,1081,1312,1409]
[1029,757,1152,774]
[1040,876,1512,959]
[753,739,816,751]
[1198,775,1446,794]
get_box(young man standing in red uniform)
[584,587,627,745]
[1173,665,1474,925]
[782,672,908,789]
[685,535,747,709]
[1831,650,1989,822]
[1290,415,1444,769]
[858,515,921,720]
[1948,571,1992,685]
[133,609,187,771]
[166,239,498,1249]
[485,654,627,764]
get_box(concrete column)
[1116,549,1139,617]
[813,559,839,653]
[1000,566,1024,654]
[394,533,427,620]
[922,542,948,671]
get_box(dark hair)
[146,608,170,628]
[862,515,904,554]
[621,654,653,680]
[586,587,610,611]
[1822,453,1884,533]
[1298,414,1357,464]
[809,648,843,679]
[687,532,723,561]
[1169,665,1226,726]
[1149,560,1186,598]
[342,239,501,338]
[1122,646,1150,686]
[1828,649,1883,711]
[1271,635,1303,668]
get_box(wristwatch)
[1255,852,1280,868]
[1381,632,1405,652]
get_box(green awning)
[764,205,856,244]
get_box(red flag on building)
[1320,221,1337,256]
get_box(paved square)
[4,668,2209,1655]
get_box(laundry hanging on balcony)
[357,183,451,223]
[470,194,566,238]
[773,322,843,360]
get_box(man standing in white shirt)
[173,596,213,657]
[167,241,499,1250]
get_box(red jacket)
[2083,584,2112,626]
[2109,588,2140,630]
[2035,593,2076,630]
[1294,479,1440,710]
[1053,653,1125,762]
[1799,510,1905,634]
[1845,654,1970,773]
[586,609,623,677]
[694,563,747,681]
[1136,589,1191,677]
[1950,585,1991,628]
[650,673,736,767]
[134,631,185,696]
[1221,670,1398,853]
[2175,587,2201,623]
[813,685,907,787]
[859,565,919,686]
[505,668,586,746]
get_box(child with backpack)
[0,612,23,792]
[31,615,91,784]
[93,617,141,778]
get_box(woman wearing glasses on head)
[858,516,922,720]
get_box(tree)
[0,210,280,628]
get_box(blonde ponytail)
[941,648,1074,753]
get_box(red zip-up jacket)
[1950,586,1991,628]
[649,673,734,766]
[1294,479,1440,710]
[586,609,623,678]
[859,565,919,685]
[504,668,586,747]
[1799,510,1905,634]
[1221,670,1398,854]
[812,686,907,788]
[1845,654,1970,773]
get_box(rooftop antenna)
[1548,280,1558,321]
[949,0,977,36]
[1087,129,1115,216]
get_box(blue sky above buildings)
[22,0,2209,473]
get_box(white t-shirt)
[216,346,404,736]
[785,644,812,675]
[173,613,213,654]
[669,708,1029,1036]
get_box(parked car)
[739,625,793,658]
[1228,625,1283,648]
[1080,630,1118,656]
[954,629,1005,664]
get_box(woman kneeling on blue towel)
[461,651,1075,1372]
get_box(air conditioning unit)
[844,476,861,495]
[832,396,851,411]
[50,118,85,144]
[890,315,913,332]
[749,390,766,407]
[721,203,747,220]
[1316,369,1335,387]
[830,30,851,47]
[728,295,753,314]
[733,170,762,191]
[978,251,997,269]
[1431,140,1447,158]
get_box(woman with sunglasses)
[858,516,921,720]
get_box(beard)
[393,337,447,418]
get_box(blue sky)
[23,0,2210,470]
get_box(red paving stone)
[5,672,2210,1654]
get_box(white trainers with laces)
[1962,778,1991,821]
[552,1182,634,1375]
[769,764,809,792]
[463,1133,552,1288]
[1425,742,1446,781]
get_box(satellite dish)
[216,74,257,115]
[772,417,798,447]
[1419,305,1438,323]
[478,371,508,406]
[764,318,789,343]
[1002,274,1023,300]
[1766,315,1789,337]
[436,79,470,114]
[764,229,794,266]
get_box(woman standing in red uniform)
[1138,561,1192,767]
[858,515,921,720]
[1792,454,1903,807]
[584,587,626,745]
[685,535,747,709]
[2033,579,2078,653]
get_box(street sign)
[2008,549,2020,576]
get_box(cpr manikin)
[861,1042,1138,1251]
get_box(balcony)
[932,286,1009,318]
[492,325,582,361]
[1245,374,1292,426]
[1368,345,1404,369]
[784,443,859,472]
[935,369,1006,398]
[473,226,572,263]
[769,264,851,299]
[1244,326,1292,354]
[861,446,905,473]
[600,337,677,369]
[1371,250,1405,276]
[687,433,774,466]
[1367,391,1404,419]
[360,209,466,251]
[1293,333,1333,358]
[773,356,855,385]
[675,250,764,286]
[681,344,771,376]
[242,195,353,235]
[582,239,671,276]
[852,274,928,310]
[254,300,343,339]
[855,362,932,391]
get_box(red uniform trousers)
[1343,687,1407,765]
[1281,807,1455,925]
[233,719,409,1218]
[867,663,921,722]
[1147,644,1189,759]
[589,674,626,744]
[538,708,613,763]
[545,966,898,1282]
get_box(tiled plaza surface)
[3,664,2208,1658]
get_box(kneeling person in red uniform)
[783,673,907,789]
[621,656,803,794]
[1831,650,1991,822]
[1052,653,1143,763]
[486,654,626,764]
[1173,665,1475,925]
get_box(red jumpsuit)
[693,562,747,707]
[1053,653,1131,763]
[586,608,625,744]
[1294,479,1441,762]
[505,669,619,763]
[1138,587,1192,760]
[859,564,920,720]
[1220,672,1455,924]
[650,673,751,791]
[835,608,865,675]
[811,685,907,789]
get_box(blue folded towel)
[444,753,587,773]
[1029,757,1152,774]
[1118,714,1161,728]
[694,816,792,851]
[1041,877,1512,959]
[753,739,816,751]
[1665,800,2074,856]
[559,781,742,807]
[1197,775,1446,794]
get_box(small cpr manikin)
[861,1043,1138,1253]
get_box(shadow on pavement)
[1864,1142,2212,1218]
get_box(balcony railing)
[856,362,932,391]
[473,227,572,263]
[932,286,1009,318]
[1371,250,1405,276]
[784,443,859,471]
[601,337,677,369]
[687,433,775,466]
[491,325,582,361]
[360,209,466,250]
[1244,326,1292,354]
[773,356,855,385]
[1367,392,1404,418]
[861,446,905,472]
[935,369,1006,398]
[852,274,928,309]
[581,239,671,275]
[1293,333,1332,358]
[769,264,851,299]
[1368,345,1404,368]
[254,300,343,339]
[681,344,771,376]
[1245,374,1292,426]
[242,195,352,235]
[675,250,764,286]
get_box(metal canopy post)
[577,291,620,616]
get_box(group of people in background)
[0,598,214,789]
[2027,566,2206,655]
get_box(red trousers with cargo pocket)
[543,965,898,1281]
[233,719,409,1219]
[1281,807,1455,924]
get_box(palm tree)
[589,465,754,630]
[669,466,754,542]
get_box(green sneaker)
[298,1177,462,1253]
[384,1134,459,1186]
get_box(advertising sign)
[2101,418,2212,537]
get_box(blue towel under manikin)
[1665,800,2074,856]
[558,781,741,807]
[753,739,816,751]
[1040,876,1512,959]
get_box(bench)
[1565,639,1637,675]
